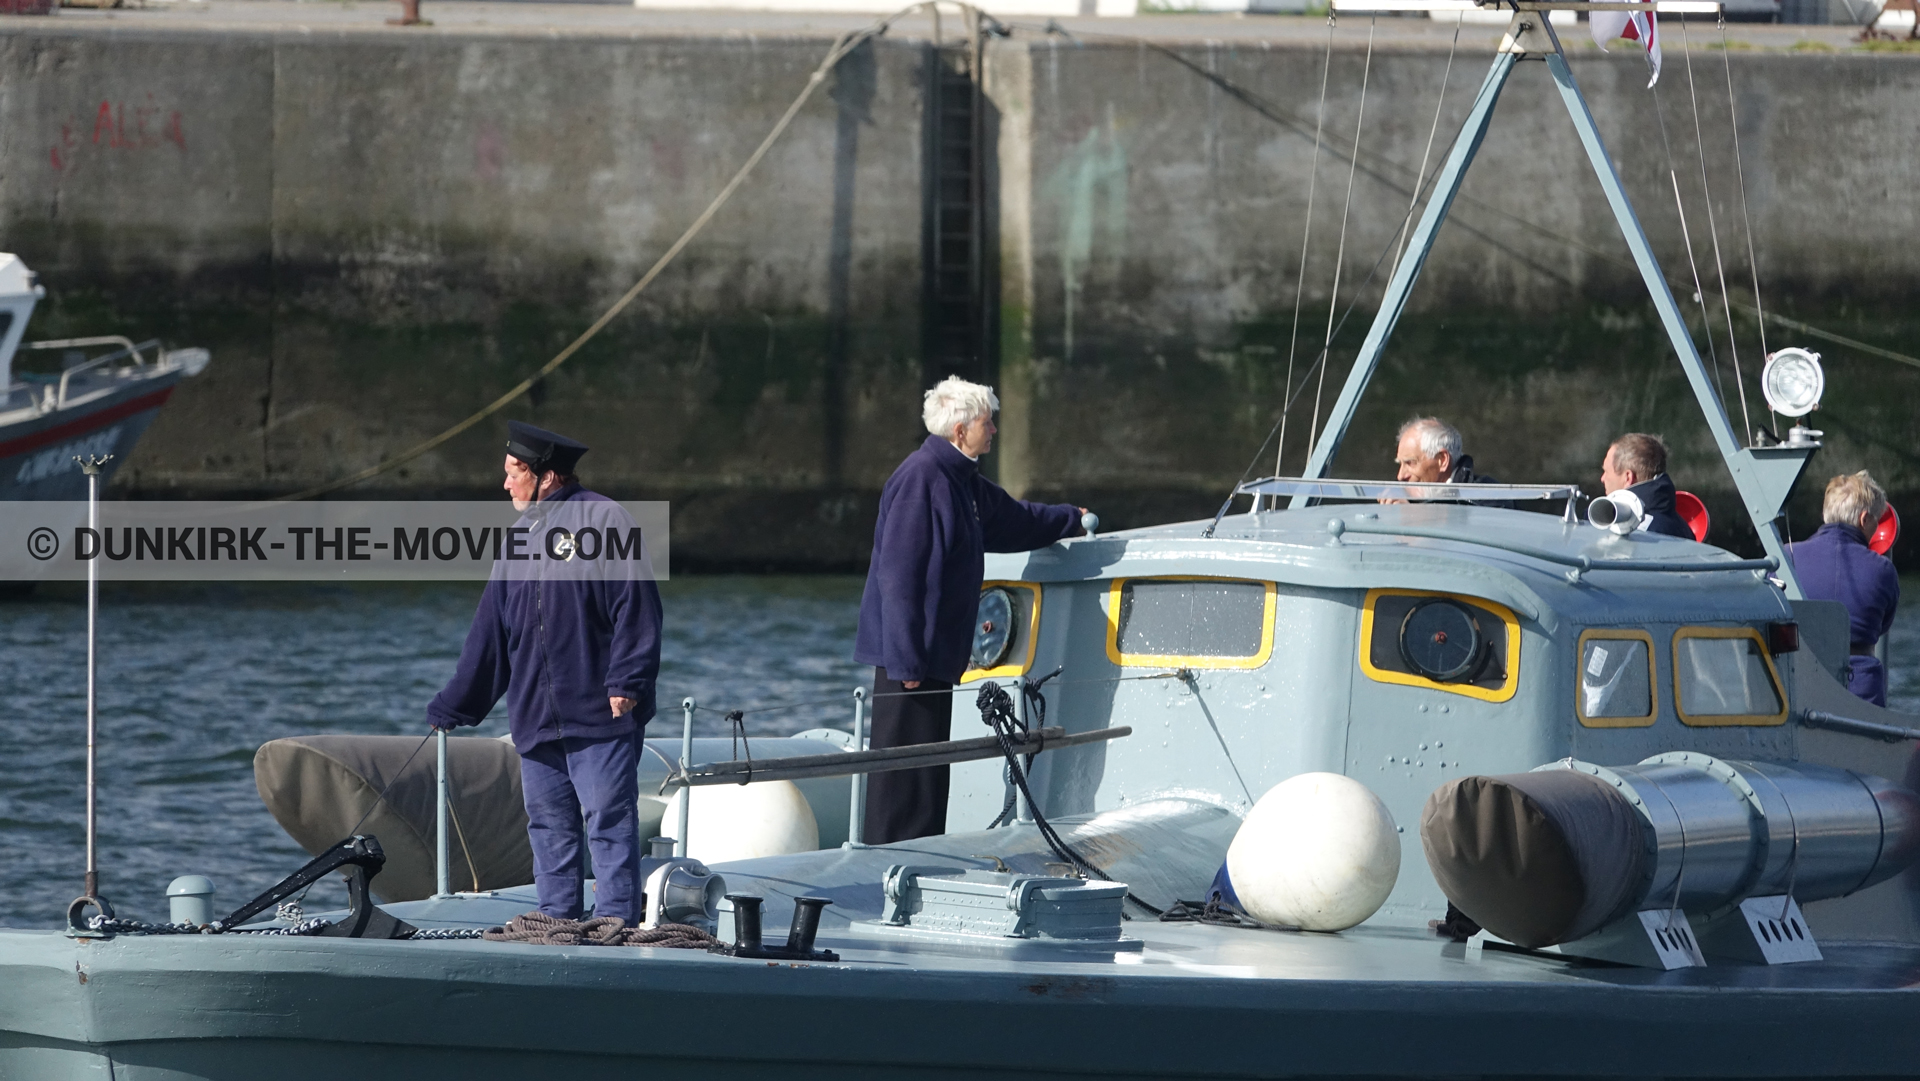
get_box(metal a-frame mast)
[1288,9,1815,597]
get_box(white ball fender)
[1225,772,1401,931]
[661,780,820,864]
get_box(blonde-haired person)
[1789,471,1900,706]
[854,376,1086,843]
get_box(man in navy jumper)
[1790,471,1900,706]
[855,377,1085,843]
[428,421,663,922]
[1599,433,1694,540]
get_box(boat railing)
[19,337,158,410]
[1237,476,1583,520]
[1326,516,1779,582]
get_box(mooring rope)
[481,911,721,949]
[279,1,972,501]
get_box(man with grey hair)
[1790,471,1900,706]
[854,376,1086,843]
[1385,417,1499,502]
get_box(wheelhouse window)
[1359,589,1519,703]
[1105,577,1276,669]
[1672,627,1787,726]
[963,581,1041,681]
[1576,629,1657,727]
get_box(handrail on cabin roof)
[1327,518,1779,584]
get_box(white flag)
[1592,4,1662,88]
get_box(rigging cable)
[1309,15,1377,463]
[1719,15,1780,435]
[1277,13,1338,492]
[1199,46,1507,536]
[1073,27,1920,373]
[1396,12,1462,271]
[1649,76,1731,416]
[1680,16,1755,445]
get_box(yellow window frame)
[1104,577,1277,670]
[1575,629,1659,728]
[962,581,1042,682]
[1358,588,1521,703]
[1671,625,1789,727]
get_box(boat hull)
[4,924,1920,1081]
[0,377,179,500]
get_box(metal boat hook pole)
[434,727,450,899]
[678,698,695,857]
[67,454,115,931]
[846,687,867,849]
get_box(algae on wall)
[5,26,1915,568]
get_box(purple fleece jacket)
[1790,522,1900,650]
[855,436,1080,684]
[427,484,663,753]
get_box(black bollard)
[727,894,764,952]
[786,896,833,956]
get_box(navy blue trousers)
[519,731,641,922]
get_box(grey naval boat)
[3,10,1918,1080]
[0,252,210,501]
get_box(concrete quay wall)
[3,18,1916,567]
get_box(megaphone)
[1588,489,1646,536]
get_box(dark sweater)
[428,485,663,753]
[855,436,1080,684]
[1627,474,1694,540]
[1791,522,1900,651]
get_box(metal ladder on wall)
[925,44,988,384]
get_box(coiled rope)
[481,911,721,949]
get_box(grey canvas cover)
[254,735,531,903]
[1420,769,1648,947]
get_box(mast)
[1288,4,1812,597]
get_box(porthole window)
[1360,589,1519,703]
[1105,577,1276,669]
[962,582,1040,681]
[972,588,1016,669]
[1673,627,1786,726]
[1576,630,1657,727]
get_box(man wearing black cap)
[428,420,663,925]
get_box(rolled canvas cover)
[1420,770,1647,948]
[254,735,531,903]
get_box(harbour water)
[0,577,866,928]
[1,575,1914,929]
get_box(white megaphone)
[1588,489,1646,536]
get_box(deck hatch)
[1576,629,1658,727]
[1104,577,1276,669]
[1672,627,1788,727]
[1359,589,1519,703]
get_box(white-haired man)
[1790,471,1900,706]
[1383,417,1499,503]
[854,376,1086,843]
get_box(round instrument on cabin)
[971,587,1016,669]
[1398,598,1486,683]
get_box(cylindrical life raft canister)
[1421,753,1920,948]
